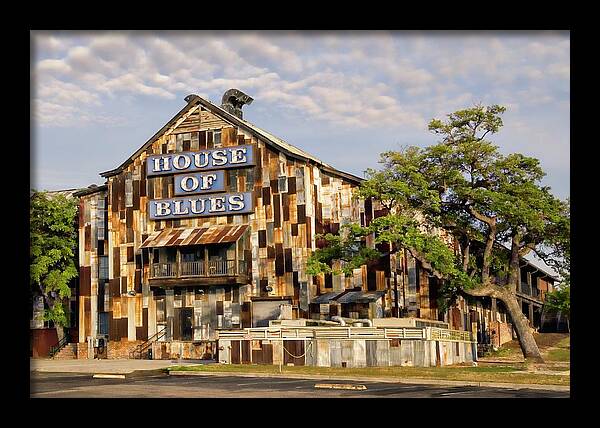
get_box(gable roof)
[100,94,363,184]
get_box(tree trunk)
[498,293,544,362]
[56,324,65,343]
[460,284,544,363]
[406,242,544,363]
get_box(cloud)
[31,32,569,155]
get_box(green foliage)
[30,191,79,327]
[544,284,570,319]
[307,225,381,276]
[43,302,68,326]
[308,104,570,316]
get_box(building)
[69,89,558,361]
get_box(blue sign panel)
[173,171,225,196]
[148,192,254,220]
[146,144,255,177]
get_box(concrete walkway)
[30,358,207,375]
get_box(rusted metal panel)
[113,246,120,278]
[283,340,305,366]
[231,340,241,364]
[140,224,249,248]
[241,340,251,364]
[79,266,91,296]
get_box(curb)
[167,370,569,392]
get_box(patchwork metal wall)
[78,102,371,344]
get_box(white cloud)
[36,59,72,75]
[31,32,569,143]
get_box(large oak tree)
[309,105,570,362]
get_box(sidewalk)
[30,358,205,376]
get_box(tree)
[308,104,570,363]
[30,191,79,342]
[544,284,570,332]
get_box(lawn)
[484,333,570,363]
[167,362,569,386]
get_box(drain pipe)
[331,316,346,326]
[349,319,373,327]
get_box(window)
[191,131,199,150]
[228,169,239,192]
[97,197,106,240]
[213,129,222,148]
[99,256,109,280]
[174,308,193,341]
[181,247,203,262]
[245,169,254,192]
[98,312,109,335]
[125,172,133,207]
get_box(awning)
[335,291,385,304]
[140,224,249,248]
[311,292,345,304]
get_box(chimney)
[221,89,254,119]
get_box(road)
[30,372,569,398]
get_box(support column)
[528,302,534,326]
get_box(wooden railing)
[427,327,474,342]
[151,262,176,278]
[180,261,205,276]
[150,260,246,279]
[519,283,540,300]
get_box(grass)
[482,333,570,363]
[486,347,517,359]
[539,334,570,362]
[167,363,569,386]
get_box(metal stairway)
[129,326,167,359]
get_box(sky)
[31,30,570,203]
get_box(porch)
[141,224,251,285]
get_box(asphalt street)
[29,372,569,398]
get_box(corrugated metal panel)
[140,224,249,248]
[335,291,385,304]
[311,291,345,304]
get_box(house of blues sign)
[146,144,255,220]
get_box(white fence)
[218,326,475,343]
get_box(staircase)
[52,343,77,359]
[48,332,73,359]
[129,326,167,359]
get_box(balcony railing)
[152,262,176,278]
[180,261,205,276]
[150,259,247,279]
[519,283,540,299]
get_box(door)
[180,308,193,341]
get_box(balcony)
[149,259,248,286]
[518,283,541,302]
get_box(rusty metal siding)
[79,266,91,296]
[283,340,305,366]
[79,104,370,347]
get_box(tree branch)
[460,283,507,299]
[404,247,445,280]
[476,129,491,142]
[466,205,496,227]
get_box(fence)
[218,326,475,343]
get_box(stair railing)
[49,332,72,358]
[129,326,167,359]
